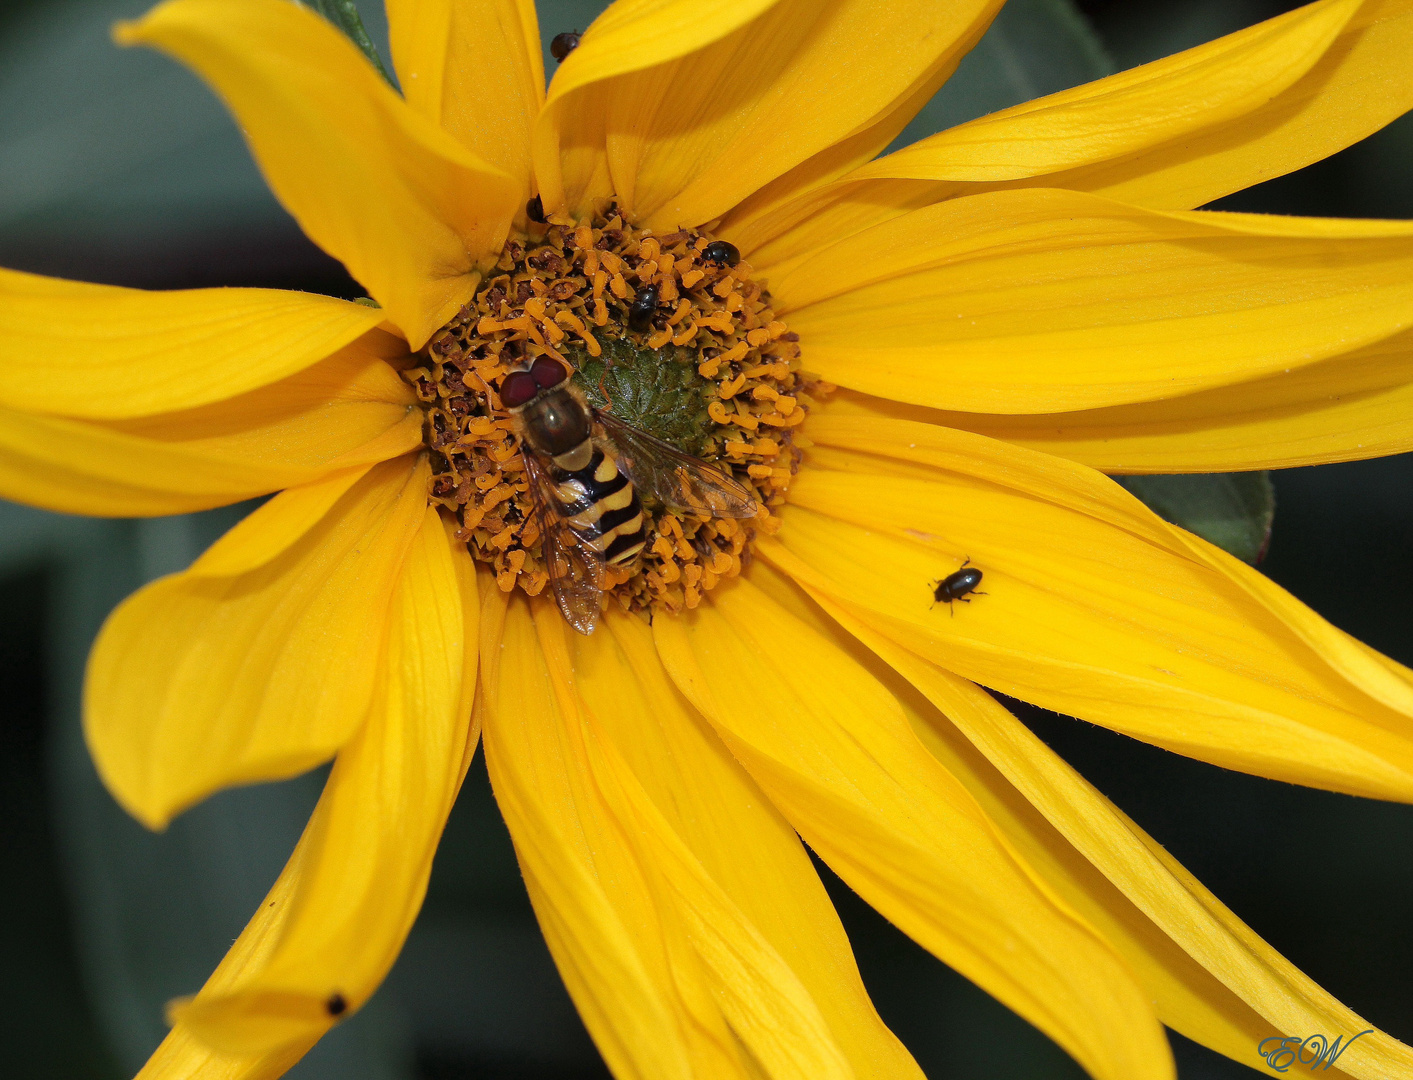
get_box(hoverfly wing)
[521,450,605,635]
[595,410,758,519]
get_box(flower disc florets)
[407,204,820,615]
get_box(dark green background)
[2,1,1410,1077]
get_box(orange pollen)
[405,203,830,617]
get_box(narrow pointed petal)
[776,189,1413,414]
[795,0,1413,213]
[137,868,319,1080]
[0,268,388,418]
[775,415,1413,800]
[537,0,999,228]
[654,580,1172,1080]
[822,324,1413,473]
[852,0,1359,185]
[483,596,913,1080]
[719,78,948,263]
[722,176,939,280]
[146,507,476,1060]
[387,0,543,199]
[85,456,430,829]
[800,590,1411,1079]
[480,592,692,1080]
[592,612,924,1080]
[730,1,1413,270]
[532,0,780,215]
[137,1028,313,1080]
[0,347,421,517]
[118,0,520,348]
[722,0,1362,267]
[1057,0,1413,210]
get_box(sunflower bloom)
[9,0,1413,1077]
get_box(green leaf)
[1117,473,1276,565]
[297,0,394,85]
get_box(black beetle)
[702,240,740,267]
[550,31,581,62]
[931,558,985,614]
[628,284,660,332]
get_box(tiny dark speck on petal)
[325,993,348,1017]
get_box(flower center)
[407,204,818,617]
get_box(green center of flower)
[406,204,817,617]
[569,338,713,458]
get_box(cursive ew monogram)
[1257,1030,1374,1073]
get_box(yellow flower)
[6,0,1413,1077]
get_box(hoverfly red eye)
[531,355,568,389]
[499,370,539,408]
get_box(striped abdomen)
[550,445,647,567]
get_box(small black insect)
[550,30,581,62]
[525,194,546,223]
[325,992,348,1017]
[702,239,740,267]
[628,284,660,332]
[931,558,985,615]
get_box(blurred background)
[1,0,1411,1077]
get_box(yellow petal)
[483,596,914,1080]
[776,188,1413,414]
[151,506,476,1059]
[654,579,1172,1080]
[719,81,947,265]
[0,268,388,418]
[800,588,1412,1079]
[480,592,691,1080]
[1060,0,1413,210]
[820,324,1413,473]
[591,611,923,1080]
[852,0,1359,184]
[775,415,1413,800]
[795,1,1413,213]
[189,469,368,578]
[138,870,319,1080]
[605,0,1002,229]
[137,1029,313,1080]
[0,346,420,517]
[722,176,939,280]
[679,0,1413,266]
[387,0,543,199]
[534,0,782,216]
[85,456,430,829]
[536,0,999,225]
[118,0,520,348]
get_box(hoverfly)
[500,355,759,635]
